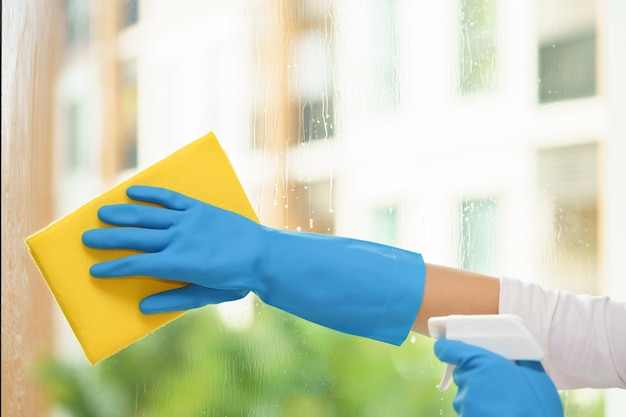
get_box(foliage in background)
[35,299,605,416]
[35,300,605,417]
[36,300,455,417]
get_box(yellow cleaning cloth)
[26,132,258,364]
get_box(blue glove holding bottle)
[83,185,426,345]
[434,339,563,416]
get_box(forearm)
[411,263,500,335]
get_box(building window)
[538,30,596,103]
[300,97,335,143]
[118,59,138,171]
[65,0,90,48]
[537,142,599,294]
[67,101,87,172]
[458,0,498,95]
[459,198,499,275]
[119,0,139,28]
[373,206,399,246]
[291,5,336,144]
[370,0,400,111]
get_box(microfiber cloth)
[25,132,258,364]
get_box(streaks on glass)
[251,0,336,231]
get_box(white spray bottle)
[428,314,546,391]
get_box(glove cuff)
[258,229,426,345]
[374,247,425,345]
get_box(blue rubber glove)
[434,339,563,417]
[82,185,426,345]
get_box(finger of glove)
[127,185,195,211]
[83,227,170,252]
[434,339,494,366]
[140,284,249,314]
[97,204,179,229]
[89,252,173,278]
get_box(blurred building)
[48,0,621,414]
[56,0,605,290]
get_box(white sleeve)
[499,277,626,389]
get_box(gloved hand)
[82,185,426,345]
[434,339,563,417]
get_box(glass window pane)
[538,31,596,103]
[6,0,624,416]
